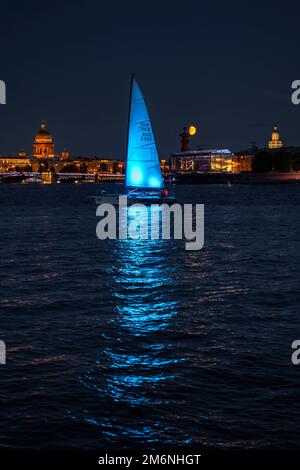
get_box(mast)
[125,73,135,168]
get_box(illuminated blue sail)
[125,77,164,189]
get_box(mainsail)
[125,76,164,189]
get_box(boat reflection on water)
[113,207,177,335]
[77,206,183,447]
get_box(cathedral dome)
[33,121,55,158]
[35,121,53,143]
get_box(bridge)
[57,173,95,182]
[0,172,125,183]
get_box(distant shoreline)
[1,171,300,185]
[175,172,300,184]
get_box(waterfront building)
[268,124,283,150]
[33,121,55,158]
[42,168,56,184]
[61,149,70,160]
[170,149,252,173]
[0,120,126,177]
[0,154,32,172]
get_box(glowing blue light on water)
[76,206,183,442]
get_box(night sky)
[1,0,300,158]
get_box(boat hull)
[92,194,176,206]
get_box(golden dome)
[268,124,283,149]
[35,121,53,143]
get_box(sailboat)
[94,75,175,205]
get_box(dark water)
[0,184,300,450]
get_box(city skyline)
[1,1,300,157]
[0,118,292,159]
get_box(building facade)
[0,120,126,176]
[170,149,253,173]
[0,154,32,172]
